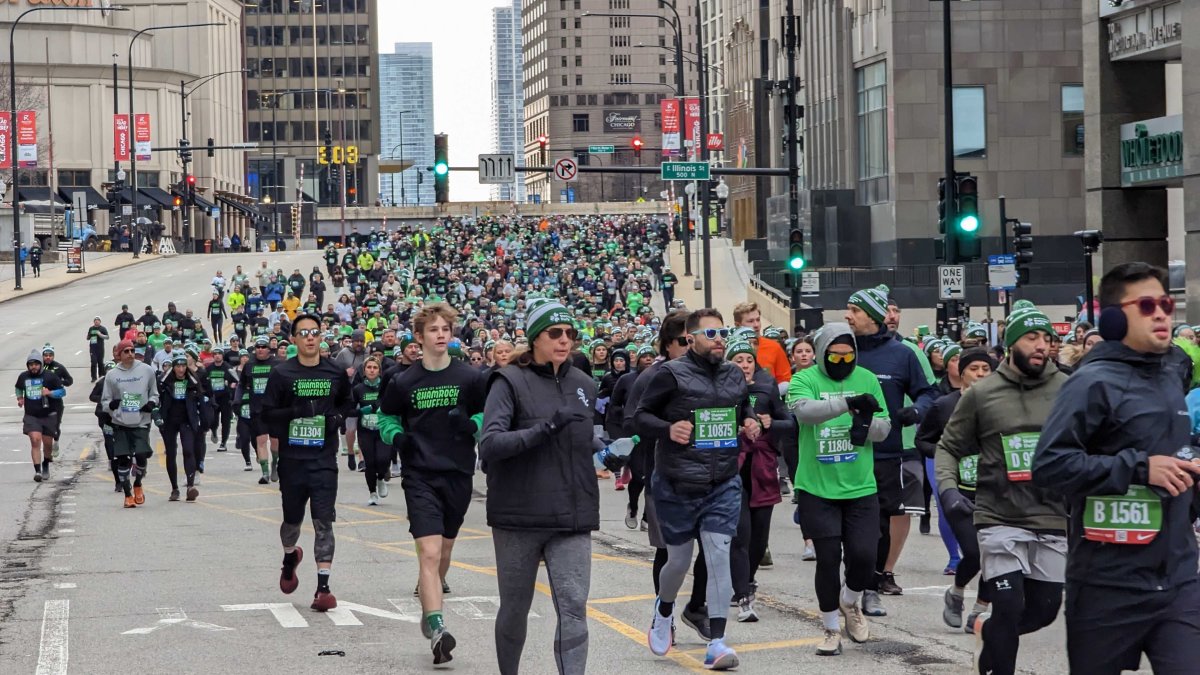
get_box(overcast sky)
[378,1,502,201]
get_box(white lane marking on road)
[61,510,75,515]
[124,287,133,291]
[103,295,111,299]
[122,607,232,635]
[220,603,308,628]
[191,292,199,296]
[57,529,74,534]
[35,599,69,675]
[50,567,70,572]
[6,330,13,335]
[53,583,77,590]
[55,311,64,316]
[74,351,82,356]
[325,601,420,626]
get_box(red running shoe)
[279,547,303,594]
[311,589,337,612]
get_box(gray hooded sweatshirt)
[789,321,892,444]
[101,359,160,428]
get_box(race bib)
[210,375,225,392]
[1084,485,1162,545]
[173,380,187,400]
[815,423,857,464]
[121,391,143,413]
[361,413,379,431]
[102,424,113,436]
[1001,432,1039,482]
[253,377,268,395]
[24,378,43,400]
[694,407,738,450]
[89,336,97,345]
[958,455,979,487]
[288,416,326,447]
[240,403,250,418]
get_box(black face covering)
[825,357,855,382]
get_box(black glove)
[601,451,628,473]
[140,401,157,413]
[940,487,975,518]
[447,407,478,436]
[849,412,871,447]
[108,398,120,411]
[844,393,881,416]
[548,404,589,433]
[152,412,164,429]
[896,405,920,427]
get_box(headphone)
[1097,305,1127,341]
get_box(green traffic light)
[434,162,449,176]
[959,214,979,233]
[788,256,806,271]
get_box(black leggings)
[236,416,257,463]
[731,487,774,598]
[358,429,390,493]
[812,527,878,613]
[90,350,105,381]
[162,420,202,489]
[213,398,232,445]
[979,572,1062,675]
[945,501,989,600]
[627,472,645,514]
[210,317,223,341]
[652,542,708,610]
[100,421,118,483]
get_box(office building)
[244,0,380,216]
[379,42,434,206]
[521,0,699,204]
[491,0,526,202]
[0,0,248,246]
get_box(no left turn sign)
[553,158,579,182]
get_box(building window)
[1062,84,1084,157]
[560,37,566,48]
[576,94,587,106]
[575,36,582,48]
[59,169,91,186]
[610,16,629,29]
[576,74,583,86]
[587,94,597,105]
[575,55,582,67]
[953,86,986,158]
[562,75,568,86]
[856,61,888,204]
[573,114,590,132]
[612,73,630,84]
[611,35,629,48]
[561,56,567,67]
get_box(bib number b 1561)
[1083,485,1162,545]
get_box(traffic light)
[172,195,183,208]
[433,133,449,204]
[953,174,981,261]
[632,135,644,159]
[536,134,548,164]
[1012,220,1033,286]
[787,228,806,271]
[179,138,191,164]
[185,174,196,205]
[206,137,215,158]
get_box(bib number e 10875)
[693,407,738,450]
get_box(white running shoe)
[378,480,389,499]
[647,599,674,656]
[368,492,379,506]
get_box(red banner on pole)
[682,98,701,158]
[134,113,151,161]
[660,98,680,155]
[0,112,10,170]
[16,110,37,168]
[114,114,130,162]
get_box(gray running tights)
[659,531,734,620]
[492,528,591,675]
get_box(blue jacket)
[854,325,937,460]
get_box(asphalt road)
[0,250,1072,674]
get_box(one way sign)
[939,265,965,300]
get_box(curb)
[0,255,161,305]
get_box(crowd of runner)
[14,211,1200,673]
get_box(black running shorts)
[278,455,338,524]
[401,469,472,540]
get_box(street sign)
[553,157,578,182]
[801,271,819,294]
[231,142,259,149]
[987,254,1017,291]
[939,265,965,300]
[661,161,711,181]
[588,145,615,154]
[478,153,515,184]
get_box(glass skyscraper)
[491,0,525,202]
[379,42,434,206]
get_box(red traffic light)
[632,136,644,149]
[536,134,548,148]
[186,174,196,185]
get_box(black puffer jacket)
[1033,341,1199,591]
[480,360,601,532]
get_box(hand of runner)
[757,413,772,430]
[548,405,588,433]
[844,393,881,416]
[42,387,51,397]
[17,398,23,408]
[742,418,761,441]
[1147,455,1200,496]
[669,419,693,445]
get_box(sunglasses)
[691,327,730,340]
[295,328,322,338]
[120,348,134,354]
[255,344,271,349]
[1119,295,1175,317]
[827,352,856,364]
[545,327,579,341]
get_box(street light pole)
[696,6,713,309]
[10,5,126,290]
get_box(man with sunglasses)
[1034,263,1200,674]
[101,339,160,508]
[934,300,1068,675]
[635,308,762,670]
[235,335,282,484]
[261,312,352,613]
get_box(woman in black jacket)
[480,300,600,675]
[351,357,388,505]
[89,362,121,489]
[159,353,207,502]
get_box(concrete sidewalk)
[0,251,159,304]
[664,235,753,314]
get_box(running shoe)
[217,444,227,452]
[169,489,180,502]
[244,462,252,471]
[816,628,842,656]
[861,590,886,617]
[186,486,198,502]
[270,463,279,482]
[703,638,739,670]
[258,475,269,485]
[759,547,773,569]
[943,587,964,629]
[368,492,379,506]
[52,442,60,460]
[919,513,931,535]
[779,475,790,496]
[839,597,869,643]
[33,472,42,483]
[943,563,959,576]
[41,465,50,481]
[624,505,638,530]
[279,547,303,594]
[414,580,451,597]
[391,461,401,476]
[210,432,218,444]
[442,578,451,594]
[310,589,337,612]
[802,543,817,561]
[198,461,205,474]
[878,571,903,596]
[431,627,456,665]
[647,599,674,656]
[356,463,365,473]
[124,495,136,508]
[736,596,758,623]
[378,480,389,499]
[964,610,983,635]
[114,482,123,492]
[640,519,648,532]
[681,604,711,640]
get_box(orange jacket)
[756,337,792,387]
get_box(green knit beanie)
[525,298,574,342]
[725,340,756,360]
[941,342,963,363]
[1005,300,1052,348]
[848,285,890,325]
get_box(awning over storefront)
[17,187,66,204]
[138,187,178,209]
[172,187,219,216]
[57,185,107,209]
[215,194,267,223]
